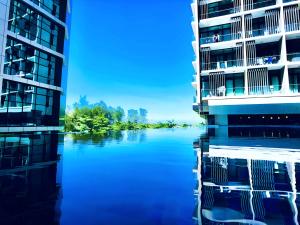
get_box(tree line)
[65,96,189,134]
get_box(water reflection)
[0,132,61,225]
[194,127,300,225]
[67,130,148,146]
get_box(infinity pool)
[1,127,300,225]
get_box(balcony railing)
[200,33,242,45]
[201,7,240,19]
[287,53,300,62]
[249,85,281,95]
[290,84,300,93]
[201,59,244,71]
[202,87,245,98]
[245,27,280,38]
[283,0,298,3]
[244,0,276,11]
[202,85,281,98]
[247,55,280,66]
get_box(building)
[191,0,300,125]
[0,0,71,132]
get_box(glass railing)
[287,53,300,62]
[201,59,244,71]
[201,87,245,98]
[283,0,298,3]
[249,85,281,95]
[247,55,280,66]
[201,85,282,98]
[244,0,276,11]
[201,7,241,19]
[245,27,280,38]
[200,33,242,45]
[290,84,300,93]
[285,23,300,32]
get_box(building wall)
[0,0,70,132]
[192,0,300,125]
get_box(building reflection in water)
[0,132,61,225]
[194,127,300,225]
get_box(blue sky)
[67,0,200,122]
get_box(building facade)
[0,0,71,132]
[191,0,300,125]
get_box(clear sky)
[67,0,200,122]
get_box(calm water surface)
[1,127,300,225]
[60,128,203,225]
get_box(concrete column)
[280,4,290,95]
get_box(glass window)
[8,0,65,53]
[0,80,60,126]
[4,37,63,86]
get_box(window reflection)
[8,0,65,53]
[0,80,60,126]
[4,37,62,86]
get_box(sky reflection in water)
[1,127,300,224]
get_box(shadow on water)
[193,126,300,225]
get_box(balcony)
[201,59,244,71]
[247,55,280,67]
[200,33,242,45]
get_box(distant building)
[0,0,71,132]
[191,0,300,125]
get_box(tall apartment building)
[191,0,300,125]
[0,0,71,132]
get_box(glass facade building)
[0,0,70,132]
[191,0,300,125]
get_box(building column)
[280,4,290,95]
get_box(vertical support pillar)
[280,4,289,94]
[0,0,11,97]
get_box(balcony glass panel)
[247,55,280,66]
[200,33,242,44]
[201,59,244,71]
[287,53,300,62]
[244,0,277,11]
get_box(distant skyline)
[67,0,200,122]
